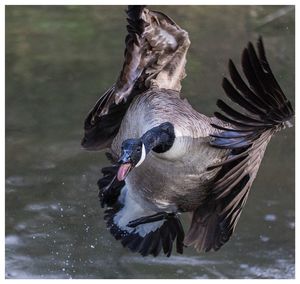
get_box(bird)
[81,5,294,257]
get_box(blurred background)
[5,5,295,279]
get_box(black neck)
[141,122,175,154]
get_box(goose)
[81,5,294,257]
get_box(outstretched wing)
[82,6,190,150]
[185,37,294,252]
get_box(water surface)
[5,5,295,279]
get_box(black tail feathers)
[104,208,185,257]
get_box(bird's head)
[117,138,146,181]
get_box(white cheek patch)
[135,143,146,167]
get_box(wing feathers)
[185,37,294,252]
[82,6,190,150]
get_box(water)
[5,5,295,279]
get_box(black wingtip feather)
[218,37,294,140]
[192,38,294,253]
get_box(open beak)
[117,150,133,181]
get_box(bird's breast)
[126,137,226,212]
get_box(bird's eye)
[137,147,141,152]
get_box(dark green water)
[5,5,295,279]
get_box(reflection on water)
[5,5,295,279]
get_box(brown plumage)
[82,6,294,256]
[82,5,190,150]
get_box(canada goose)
[81,6,294,257]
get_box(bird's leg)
[127,212,177,228]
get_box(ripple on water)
[5,235,23,246]
[6,175,53,187]
[24,202,60,212]
[32,161,56,170]
[122,255,229,267]
[121,255,230,278]
[264,214,277,222]
[6,176,32,187]
[259,235,270,242]
[287,221,295,229]
[242,262,295,279]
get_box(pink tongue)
[117,163,131,181]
